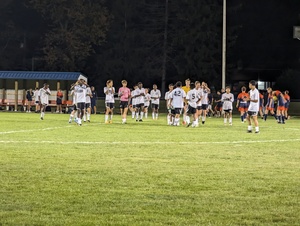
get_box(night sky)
[0,0,300,96]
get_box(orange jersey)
[274,90,282,97]
[284,94,290,102]
[237,92,249,103]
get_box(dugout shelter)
[0,71,87,111]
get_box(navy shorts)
[106,103,114,109]
[151,104,159,110]
[120,101,129,109]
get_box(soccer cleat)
[40,117,43,120]
[88,120,90,123]
[187,123,192,127]
[202,121,205,125]
[139,119,143,122]
[247,130,252,133]
[109,120,112,124]
[136,119,138,122]
[229,123,232,126]
[68,119,72,123]
[105,121,109,124]
[255,131,260,134]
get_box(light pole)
[222,0,226,89]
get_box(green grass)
[0,112,299,225]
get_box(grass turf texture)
[0,112,299,225]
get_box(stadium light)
[222,0,226,89]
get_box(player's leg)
[122,105,129,124]
[253,114,259,133]
[247,112,252,132]
[223,110,227,125]
[40,104,45,120]
[155,105,159,120]
[229,110,232,125]
[263,108,269,121]
[105,104,110,123]
[87,105,91,122]
[109,104,114,123]
[139,105,144,121]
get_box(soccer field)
[0,112,299,225]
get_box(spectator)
[56,89,63,113]
[26,88,34,112]
[91,86,97,114]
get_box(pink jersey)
[118,87,131,101]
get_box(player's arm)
[236,98,240,108]
[168,98,173,108]
[104,87,110,95]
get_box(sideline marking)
[0,139,300,145]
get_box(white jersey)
[186,89,200,108]
[130,89,136,105]
[201,88,209,105]
[221,92,234,110]
[196,88,203,107]
[34,90,40,102]
[150,89,161,105]
[104,87,115,103]
[248,88,260,112]
[86,87,92,104]
[39,87,51,105]
[144,93,151,106]
[71,90,77,105]
[165,91,171,100]
[170,87,186,108]
[135,88,145,104]
[75,85,87,103]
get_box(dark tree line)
[0,0,241,94]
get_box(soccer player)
[143,88,151,119]
[207,89,214,117]
[130,85,138,119]
[272,90,286,124]
[39,83,51,120]
[182,78,191,124]
[263,87,276,121]
[74,80,87,126]
[150,84,161,120]
[195,81,202,125]
[68,86,77,123]
[33,87,40,113]
[198,82,210,124]
[56,89,63,113]
[104,80,115,124]
[165,83,174,125]
[236,86,249,123]
[221,86,234,125]
[259,91,264,119]
[284,90,290,120]
[84,84,92,122]
[134,82,146,122]
[118,80,131,124]
[246,80,260,133]
[168,81,186,126]
[185,83,200,127]
[91,86,98,114]
[214,91,223,118]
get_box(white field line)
[0,125,73,135]
[0,139,300,145]
[0,122,98,135]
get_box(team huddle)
[37,78,291,133]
